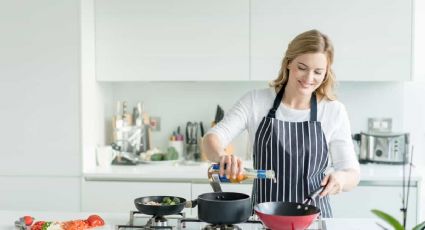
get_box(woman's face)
[287,52,328,96]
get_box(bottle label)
[211,173,230,183]
[257,170,267,179]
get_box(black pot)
[197,192,252,225]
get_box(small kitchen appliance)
[353,132,409,164]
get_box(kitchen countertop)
[0,210,392,230]
[84,161,422,184]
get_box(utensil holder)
[186,143,200,161]
[169,140,184,160]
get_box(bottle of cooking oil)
[208,163,276,183]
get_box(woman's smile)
[297,80,315,89]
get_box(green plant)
[371,209,425,230]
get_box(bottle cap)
[212,163,220,170]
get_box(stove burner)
[115,210,184,229]
[115,225,173,229]
[147,216,168,227]
[178,218,265,230]
[202,224,242,230]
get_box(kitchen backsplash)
[98,81,406,160]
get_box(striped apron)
[252,86,332,218]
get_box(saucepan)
[254,186,324,230]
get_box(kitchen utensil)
[185,122,192,144]
[197,192,251,225]
[185,121,201,161]
[186,122,198,144]
[199,122,205,137]
[134,196,191,216]
[190,178,251,224]
[254,186,324,230]
[209,178,223,192]
[214,105,224,124]
[353,132,409,164]
[111,143,138,165]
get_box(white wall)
[101,82,406,158]
[403,82,425,222]
[102,82,264,160]
[414,0,425,81]
[411,0,425,221]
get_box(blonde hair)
[270,29,336,100]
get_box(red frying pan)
[254,187,324,230]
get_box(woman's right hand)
[218,154,244,179]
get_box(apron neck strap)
[267,85,318,121]
[310,92,317,121]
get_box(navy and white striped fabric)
[252,86,332,218]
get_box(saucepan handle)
[303,186,324,205]
[185,199,198,208]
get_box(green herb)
[161,196,180,205]
[41,222,52,230]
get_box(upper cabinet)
[95,0,249,81]
[95,0,412,82]
[250,0,413,81]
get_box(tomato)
[23,216,33,226]
[86,215,104,227]
[31,221,45,230]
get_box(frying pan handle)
[303,186,324,204]
[184,199,198,208]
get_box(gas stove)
[115,211,184,229]
[115,211,327,230]
[178,218,265,230]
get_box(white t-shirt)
[208,87,360,172]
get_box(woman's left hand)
[319,171,346,197]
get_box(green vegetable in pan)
[161,197,180,205]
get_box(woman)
[202,29,360,217]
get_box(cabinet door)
[0,0,80,176]
[191,183,253,216]
[250,0,412,81]
[82,180,191,212]
[331,184,417,229]
[0,177,80,211]
[95,0,249,81]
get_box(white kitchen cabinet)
[250,0,412,81]
[82,180,191,212]
[0,0,81,176]
[191,183,253,216]
[95,0,249,81]
[0,177,80,211]
[331,182,418,229]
